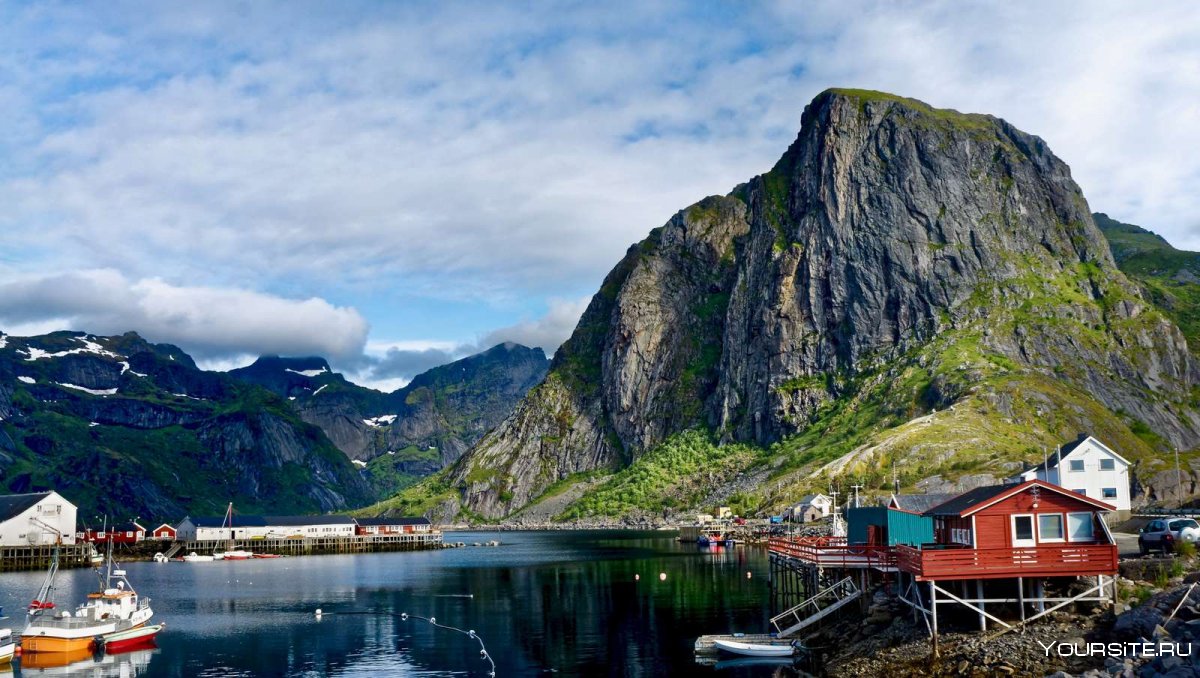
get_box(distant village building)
[716,507,733,519]
[355,517,432,536]
[789,494,833,523]
[0,491,77,546]
[1011,434,1131,516]
[176,515,358,541]
[152,523,177,540]
[78,521,146,544]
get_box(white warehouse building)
[1013,434,1132,517]
[0,491,78,545]
[175,514,357,541]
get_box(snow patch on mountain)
[59,383,117,396]
[363,414,398,428]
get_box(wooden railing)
[894,543,1118,580]
[768,536,896,569]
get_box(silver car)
[1139,518,1200,554]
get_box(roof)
[0,492,54,522]
[1024,434,1130,474]
[152,523,176,531]
[888,493,957,513]
[796,494,828,505]
[110,522,145,532]
[356,517,431,526]
[924,480,1116,517]
[186,515,267,527]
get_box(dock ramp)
[770,576,861,637]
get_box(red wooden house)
[895,479,1118,581]
[894,480,1118,649]
[152,523,177,540]
[78,521,147,544]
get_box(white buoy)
[659,572,667,581]
[315,608,323,617]
[635,574,640,581]
[746,571,752,579]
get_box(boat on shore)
[21,545,154,654]
[712,639,801,657]
[98,623,164,653]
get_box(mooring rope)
[315,608,497,676]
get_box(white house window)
[1037,514,1065,542]
[1099,459,1115,471]
[1102,487,1118,499]
[1067,512,1094,541]
[1012,515,1035,546]
[1072,488,1087,496]
[1069,460,1085,472]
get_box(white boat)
[216,550,254,560]
[0,628,14,664]
[182,552,214,563]
[712,639,799,657]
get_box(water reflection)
[0,531,785,676]
[19,648,156,677]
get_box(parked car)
[1139,518,1200,554]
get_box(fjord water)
[0,531,790,676]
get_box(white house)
[0,491,77,545]
[1013,434,1132,515]
[790,494,833,522]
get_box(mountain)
[380,88,1200,522]
[0,331,373,521]
[228,343,549,495]
[1094,212,1200,355]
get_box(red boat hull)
[104,628,161,653]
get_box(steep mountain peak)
[425,87,1200,521]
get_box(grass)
[556,430,763,521]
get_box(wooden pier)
[0,543,95,572]
[174,531,443,556]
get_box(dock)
[172,532,443,557]
[0,543,95,572]
[694,633,788,656]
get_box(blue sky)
[1,1,1198,390]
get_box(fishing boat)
[217,550,255,560]
[712,639,801,657]
[21,544,154,654]
[99,623,164,653]
[0,629,14,664]
[182,552,214,563]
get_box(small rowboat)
[252,553,282,559]
[712,639,800,657]
[100,623,164,653]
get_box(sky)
[1,1,1198,391]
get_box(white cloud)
[0,1,1198,370]
[0,270,368,361]
[482,296,590,354]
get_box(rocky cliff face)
[0,331,372,520]
[445,89,1200,519]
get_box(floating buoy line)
[315,608,497,676]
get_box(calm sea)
[0,530,807,677]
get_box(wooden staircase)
[770,576,861,637]
[162,542,184,559]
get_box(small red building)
[354,517,431,535]
[78,521,147,544]
[152,523,177,540]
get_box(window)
[1100,458,1115,471]
[1069,460,1085,472]
[1038,514,1065,542]
[1013,515,1035,542]
[1067,513,1095,541]
[1102,488,1118,499]
[1072,488,1087,496]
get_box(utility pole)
[1176,447,1184,503]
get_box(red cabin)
[78,521,147,544]
[152,523,177,540]
[895,480,1117,581]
